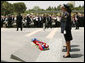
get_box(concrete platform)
[1,27,84,62]
[11,43,41,62]
[10,38,62,62]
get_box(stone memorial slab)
[11,43,41,62]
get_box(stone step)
[11,43,41,62]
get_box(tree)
[57,5,61,10]
[1,1,13,15]
[67,3,74,10]
[13,2,26,14]
[46,6,52,11]
[73,5,84,12]
[54,7,57,11]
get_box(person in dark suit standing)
[42,14,47,31]
[38,15,42,27]
[26,14,31,28]
[33,15,36,27]
[75,12,80,30]
[8,15,12,28]
[1,16,5,27]
[79,14,84,27]
[12,15,14,27]
[61,4,73,58]
[47,15,52,28]
[16,13,23,31]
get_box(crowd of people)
[1,13,61,28]
[1,12,84,30]
[72,12,84,29]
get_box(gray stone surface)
[11,44,41,62]
[1,27,84,62]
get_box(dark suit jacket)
[16,15,22,27]
[42,17,46,23]
[26,16,31,23]
[47,16,52,23]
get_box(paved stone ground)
[1,27,84,62]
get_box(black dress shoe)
[63,54,71,58]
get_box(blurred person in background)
[1,16,5,27]
[16,13,23,31]
[42,14,47,31]
[8,14,12,28]
[75,12,80,30]
[26,14,31,28]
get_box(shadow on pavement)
[71,54,83,58]
[71,45,80,47]
[63,45,79,47]
[62,48,80,52]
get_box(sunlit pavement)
[1,27,84,62]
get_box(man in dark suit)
[38,15,42,27]
[26,14,31,28]
[16,13,23,31]
[42,14,47,31]
[33,16,36,27]
[47,15,52,28]
[12,15,14,27]
[75,12,80,30]
[1,16,5,27]
[80,14,84,27]
[8,15,12,28]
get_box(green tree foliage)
[67,3,74,10]
[73,5,84,13]
[13,2,27,14]
[1,1,84,15]
[1,1,27,15]
[24,6,45,14]
[57,5,61,11]
[1,1,13,15]
[46,6,52,11]
[54,7,57,11]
